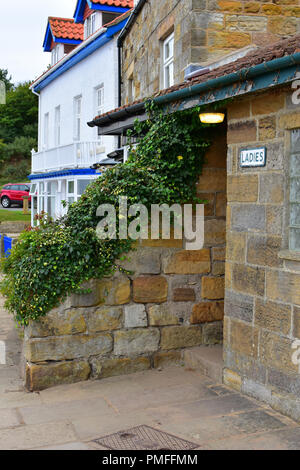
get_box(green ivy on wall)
[0,103,211,326]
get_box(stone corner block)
[26,309,87,338]
[25,360,90,391]
[162,249,211,274]
[98,276,131,306]
[124,304,147,328]
[87,306,123,333]
[114,328,160,356]
[160,325,203,350]
[119,247,161,275]
[90,356,151,379]
[133,276,168,303]
[25,333,113,362]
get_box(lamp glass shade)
[199,112,225,124]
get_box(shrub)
[0,104,211,326]
[2,161,31,181]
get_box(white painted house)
[30,0,133,225]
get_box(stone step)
[184,344,224,383]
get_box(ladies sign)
[240,147,266,168]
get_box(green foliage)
[0,69,13,92]
[2,161,31,181]
[3,136,36,161]
[0,82,38,144]
[0,76,38,184]
[0,210,31,222]
[1,104,211,326]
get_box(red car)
[0,183,31,208]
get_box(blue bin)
[4,236,12,258]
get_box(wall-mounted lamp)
[199,112,225,124]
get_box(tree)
[0,72,38,181]
[0,69,13,92]
[0,81,38,144]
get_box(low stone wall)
[0,221,30,233]
[24,233,226,390]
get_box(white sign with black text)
[240,147,266,168]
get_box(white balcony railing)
[31,141,106,173]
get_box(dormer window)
[84,12,97,39]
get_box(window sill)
[278,250,300,262]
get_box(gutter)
[88,101,145,127]
[90,51,300,127]
[154,52,300,107]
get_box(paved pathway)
[0,299,300,450]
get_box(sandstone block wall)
[121,0,300,103]
[224,86,300,421]
[24,131,227,391]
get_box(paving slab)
[33,441,95,451]
[207,426,300,450]
[0,408,21,429]
[161,409,290,444]
[0,421,77,450]
[19,396,115,426]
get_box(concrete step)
[184,344,224,383]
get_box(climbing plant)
[0,102,211,326]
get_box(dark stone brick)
[173,288,196,302]
[247,234,282,268]
[225,290,254,322]
[224,348,267,385]
[231,204,266,232]
[268,368,300,396]
[202,321,223,344]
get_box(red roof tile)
[93,34,300,122]
[49,17,84,41]
[91,0,134,7]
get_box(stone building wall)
[121,0,300,104]
[24,132,227,391]
[224,86,300,421]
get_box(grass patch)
[0,209,31,222]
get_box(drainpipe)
[117,42,122,148]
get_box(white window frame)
[85,12,97,39]
[67,179,76,205]
[163,32,174,89]
[54,105,61,147]
[289,129,300,250]
[77,178,93,197]
[46,180,58,219]
[44,113,49,149]
[95,85,104,141]
[51,47,58,66]
[73,96,82,142]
